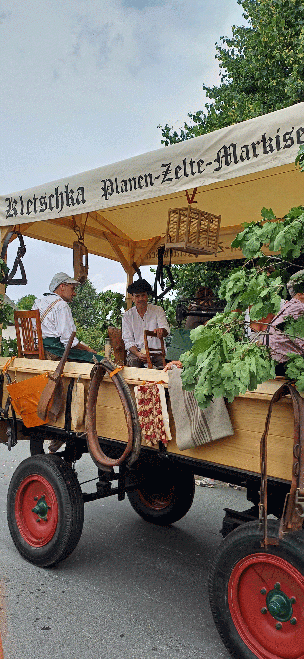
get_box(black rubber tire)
[127,458,195,525]
[7,454,84,568]
[208,520,304,659]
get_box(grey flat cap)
[49,272,80,293]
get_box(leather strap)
[40,298,60,323]
[37,331,76,421]
[260,381,304,546]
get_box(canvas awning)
[1,102,304,273]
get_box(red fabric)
[135,383,168,447]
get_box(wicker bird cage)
[165,206,221,255]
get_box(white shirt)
[32,294,79,348]
[122,303,170,352]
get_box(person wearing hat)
[122,278,170,368]
[261,269,304,370]
[32,272,102,362]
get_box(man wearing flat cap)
[32,272,101,362]
[122,278,170,368]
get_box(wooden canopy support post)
[103,232,137,309]
[104,232,133,277]
[126,271,133,309]
[133,235,162,267]
[126,242,135,310]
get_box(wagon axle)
[81,465,138,503]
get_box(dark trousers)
[126,352,165,370]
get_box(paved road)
[0,441,249,659]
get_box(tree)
[162,261,242,299]
[70,280,126,353]
[17,294,36,310]
[70,280,99,329]
[160,0,304,145]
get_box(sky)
[0,0,245,301]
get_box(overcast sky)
[0,0,244,300]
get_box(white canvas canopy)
[1,102,304,275]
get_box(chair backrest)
[144,330,166,369]
[108,326,126,365]
[14,310,45,359]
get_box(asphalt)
[0,441,250,659]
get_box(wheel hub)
[266,582,293,622]
[32,495,51,521]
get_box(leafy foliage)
[0,258,14,328]
[17,294,36,310]
[231,206,304,260]
[219,268,284,319]
[180,313,276,407]
[70,280,126,352]
[160,260,241,299]
[0,300,14,329]
[285,353,304,391]
[282,315,304,340]
[160,0,304,144]
[158,260,242,329]
[1,338,18,357]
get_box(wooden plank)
[229,397,293,436]
[93,210,132,243]
[0,357,295,480]
[103,233,133,275]
[133,235,162,266]
[166,424,293,481]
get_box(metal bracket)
[0,231,27,285]
[295,488,304,517]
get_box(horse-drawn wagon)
[1,102,304,659]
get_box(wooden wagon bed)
[0,357,294,483]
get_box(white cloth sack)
[168,367,233,450]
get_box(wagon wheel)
[208,520,304,659]
[7,454,84,567]
[127,457,195,525]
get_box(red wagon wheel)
[15,473,58,547]
[209,520,304,659]
[228,553,304,659]
[7,454,84,567]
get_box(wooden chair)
[144,330,166,369]
[14,310,45,360]
[108,327,126,365]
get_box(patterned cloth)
[262,297,304,363]
[134,383,171,447]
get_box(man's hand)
[154,328,168,339]
[137,351,147,362]
[129,346,147,362]
[76,342,97,354]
